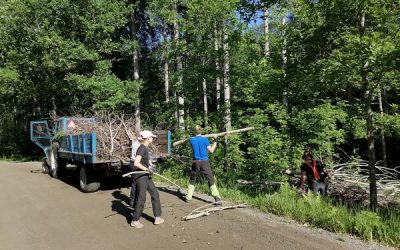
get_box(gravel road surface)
[0,162,393,250]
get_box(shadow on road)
[111,190,153,224]
[31,165,131,192]
[157,186,186,202]
[157,186,215,204]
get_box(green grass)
[0,155,41,162]
[154,168,400,248]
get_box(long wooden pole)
[122,171,183,191]
[172,127,254,147]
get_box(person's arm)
[206,137,217,153]
[317,161,328,179]
[300,171,307,190]
[299,163,307,191]
[134,155,149,171]
[299,170,307,196]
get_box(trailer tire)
[79,166,101,193]
[49,143,66,179]
[41,157,50,174]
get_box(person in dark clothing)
[186,125,222,205]
[130,130,164,229]
[299,151,328,196]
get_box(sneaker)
[130,220,144,229]
[154,217,165,225]
[214,196,222,205]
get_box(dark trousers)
[129,176,137,206]
[189,160,215,186]
[132,175,162,221]
[311,180,327,195]
[129,160,136,206]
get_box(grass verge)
[154,167,400,248]
[0,155,40,162]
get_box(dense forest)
[1,0,399,210]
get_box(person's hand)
[213,135,218,143]
[298,188,305,197]
[148,166,156,174]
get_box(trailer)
[30,117,171,192]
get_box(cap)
[140,130,157,139]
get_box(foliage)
[155,167,400,247]
[290,103,347,164]
[0,0,400,242]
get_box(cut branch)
[173,127,254,147]
[182,204,246,221]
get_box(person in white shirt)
[130,130,164,229]
[129,137,141,207]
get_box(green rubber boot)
[210,184,221,204]
[186,184,195,202]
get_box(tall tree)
[378,89,388,168]
[201,57,209,126]
[131,7,141,132]
[174,16,185,130]
[263,5,270,57]
[163,23,170,103]
[222,20,232,132]
[281,9,288,107]
[214,22,222,110]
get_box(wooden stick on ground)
[182,204,246,221]
[122,171,184,192]
[173,127,254,147]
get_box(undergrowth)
[155,166,400,248]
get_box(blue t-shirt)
[190,136,210,160]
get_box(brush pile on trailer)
[58,112,160,162]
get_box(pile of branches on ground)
[243,161,400,209]
[329,161,400,208]
[59,112,161,161]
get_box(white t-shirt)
[131,140,141,160]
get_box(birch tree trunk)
[378,89,388,169]
[32,97,40,117]
[263,7,270,57]
[174,91,178,123]
[51,94,57,118]
[133,48,140,132]
[174,18,185,130]
[131,11,140,133]
[163,23,170,103]
[202,57,208,127]
[360,12,378,211]
[222,21,231,132]
[281,12,288,107]
[214,22,221,110]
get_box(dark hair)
[302,151,313,159]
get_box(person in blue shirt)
[186,125,222,204]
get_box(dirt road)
[0,162,392,250]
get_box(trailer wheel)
[79,166,101,193]
[41,157,50,174]
[49,143,66,179]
